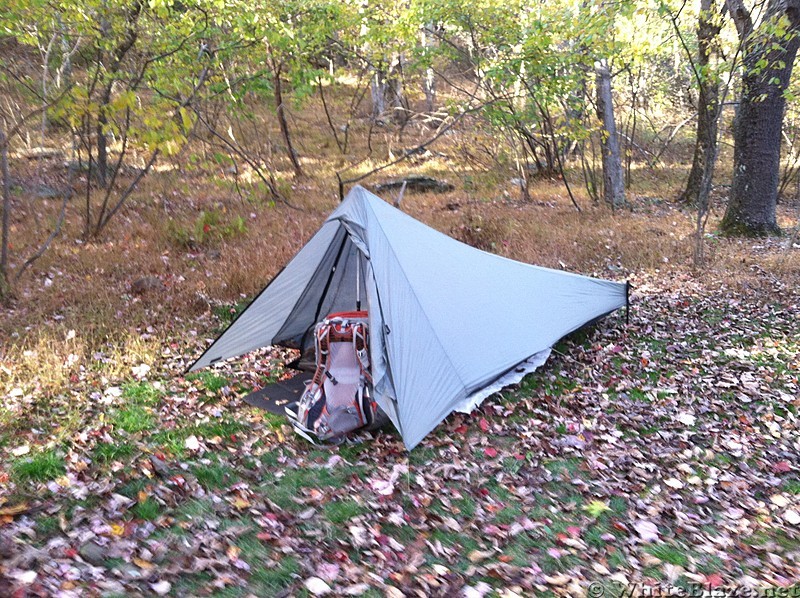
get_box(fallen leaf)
[304,577,331,596]
[633,520,659,542]
[583,500,611,518]
[11,445,30,457]
[467,549,494,562]
[0,502,29,517]
[150,580,171,595]
[316,562,340,582]
[544,573,570,586]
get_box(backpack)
[286,311,381,444]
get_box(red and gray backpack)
[286,311,382,444]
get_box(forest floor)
[1,105,800,596]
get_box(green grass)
[12,448,65,482]
[585,524,613,548]
[212,298,251,329]
[260,465,366,512]
[544,457,583,478]
[122,381,163,405]
[452,495,477,519]
[132,497,161,521]
[323,499,367,524]
[118,478,149,500]
[495,504,523,525]
[192,461,239,490]
[149,429,187,457]
[607,548,629,570]
[113,405,155,434]
[93,441,136,463]
[187,371,230,393]
[35,515,61,538]
[249,556,300,594]
[409,446,436,466]
[383,523,418,545]
[175,498,217,522]
[190,419,247,439]
[150,418,246,456]
[645,543,690,567]
[784,479,800,494]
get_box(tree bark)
[0,125,10,296]
[273,63,303,178]
[370,67,388,122]
[683,0,721,206]
[721,0,800,235]
[595,60,626,209]
[95,84,112,187]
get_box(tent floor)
[242,374,309,416]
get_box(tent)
[188,186,628,449]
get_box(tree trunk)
[273,64,303,178]
[721,0,800,235]
[370,68,388,122]
[683,0,721,206]
[95,85,112,188]
[388,54,409,124]
[595,60,626,209]
[421,24,436,113]
[0,125,10,297]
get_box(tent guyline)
[188,186,628,449]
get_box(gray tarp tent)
[189,186,628,449]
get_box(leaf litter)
[0,268,798,595]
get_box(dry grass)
[1,86,799,407]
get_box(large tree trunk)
[370,67,388,122]
[595,60,626,209]
[721,0,800,235]
[370,55,408,124]
[683,0,721,206]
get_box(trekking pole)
[356,255,361,311]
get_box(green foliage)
[212,298,251,329]
[168,210,248,249]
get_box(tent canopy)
[189,186,627,449]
